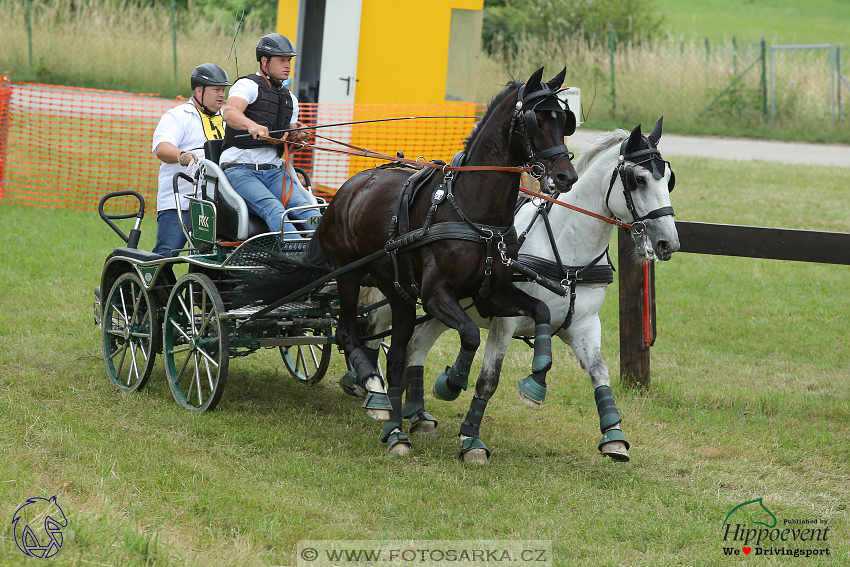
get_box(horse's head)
[466,67,578,192]
[507,67,578,192]
[608,118,680,261]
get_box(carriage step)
[220,301,325,319]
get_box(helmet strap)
[193,87,216,116]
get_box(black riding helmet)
[190,63,231,89]
[190,63,230,116]
[256,33,297,61]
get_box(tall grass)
[481,32,848,142]
[0,0,265,98]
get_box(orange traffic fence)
[0,83,525,213]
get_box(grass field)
[1,155,849,566]
[655,0,850,45]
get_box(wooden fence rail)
[618,221,850,387]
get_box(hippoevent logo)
[11,496,67,559]
[720,498,830,558]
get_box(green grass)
[1,156,850,566]
[656,0,850,45]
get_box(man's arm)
[222,96,269,139]
[155,142,197,166]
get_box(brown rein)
[260,134,632,230]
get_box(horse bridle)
[605,138,676,235]
[507,84,577,180]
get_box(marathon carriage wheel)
[164,273,229,411]
[102,273,158,392]
[279,330,332,386]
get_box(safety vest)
[222,74,294,157]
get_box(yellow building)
[277,0,483,105]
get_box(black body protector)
[222,74,294,158]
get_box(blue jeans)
[153,209,190,257]
[224,166,321,237]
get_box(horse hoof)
[362,391,391,421]
[339,372,366,398]
[433,369,464,401]
[385,429,411,456]
[600,440,630,462]
[388,441,411,456]
[367,409,390,421]
[518,390,543,410]
[517,376,546,409]
[409,410,438,437]
[459,436,491,464]
[461,448,489,465]
[410,420,437,437]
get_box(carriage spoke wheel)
[279,330,332,386]
[102,273,158,392]
[164,273,229,412]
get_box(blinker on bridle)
[508,83,577,180]
[605,136,676,231]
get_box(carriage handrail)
[98,190,146,249]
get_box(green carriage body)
[95,159,338,411]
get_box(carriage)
[93,140,351,412]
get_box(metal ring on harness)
[530,162,546,179]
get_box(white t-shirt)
[219,73,300,167]
[152,101,223,211]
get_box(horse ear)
[647,116,663,146]
[626,124,643,151]
[525,67,545,93]
[546,67,566,90]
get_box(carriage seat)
[200,139,322,241]
[200,140,270,241]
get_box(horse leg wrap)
[517,324,552,406]
[459,397,488,439]
[433,348,476,401]
[402,365,425,418]
[381,388,410,451]
[340,346,381,397]
[531,323,553,375]
[594,385,622,432]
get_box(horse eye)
[636,177,646,185]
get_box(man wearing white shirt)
[221,33,319,237]
[152,63,230,256]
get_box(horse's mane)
[574,129,630,175]
[464,79,521,151]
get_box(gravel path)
[570,129,850,168]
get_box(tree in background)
[483,0,663,49]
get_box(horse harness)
[511,194,615,335]
[386,150,518,306]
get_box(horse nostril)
[657,240,671,260]
[556,172,577,187]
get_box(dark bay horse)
[266,67,578,458]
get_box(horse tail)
[232,233,334,305]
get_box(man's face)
[195,85,227,112]
[263,55,292,82]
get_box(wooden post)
[618,228,652,387]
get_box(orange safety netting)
[0,83,503,212]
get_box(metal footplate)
[220,301,326,320]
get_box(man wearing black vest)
[220,33,320,237]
